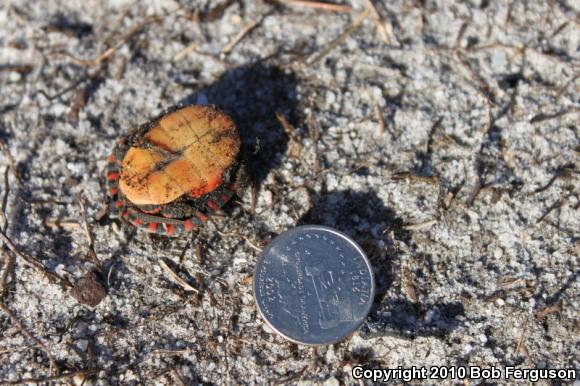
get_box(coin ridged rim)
[252,225,375,345]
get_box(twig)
[391,172,438,185]
[402,219,437,230]
[307,8,371,64]
[453,22,468,50]
[251,184,258,214]
[115,55,128,80]
[455,51,496,103]
[555,74,579,99]
[67,86,89,123]
[150,348,191,355]
[480,98,492,136]
[0,167,14,300]
[274,0,352,13]
[536,196,569,224]
[222,19,260,54]
[548,0,580,28]
[276,112,302,158]
[171,368,188,386]
[44,220,81,229]
[1,166,9,232]
[515,317,529,354]
[374,104,385,135]
[36,78,86,101]
[194,272,218,306]
[204,0,238,21]
[78,193,101,270]
[467,99,492,206]
[0,139,22,187]
[0,252,14,300]
[0,228,71,288]
[276,112,295,135]
[173,43,198,62]
[159,259,199,293]
[401,264,418,303]
[503,0,511,28]
[532,166,575,194]
[0,64,34,74]
[60,15,163,66]
[362,0,393,44]
[529,107,579,123]
[535,301,562,319]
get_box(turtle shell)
[106,105,243,235]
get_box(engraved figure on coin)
[305,252,354,329]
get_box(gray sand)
[0,0,578,384]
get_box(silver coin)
[253,225,375,345]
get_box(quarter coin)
[253,225,375,345]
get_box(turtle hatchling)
[106,105,246,236]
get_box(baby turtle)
[106,105,246,236]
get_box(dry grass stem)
[173,43,198,62]
[374,104,385,135]
[276,0,352,13]
[78,194,101,270]
[403,219,437,230]
[307,8,371,64]
[159,259,199,294]
[0,139,22,186]
[44,220,81,229]
[222,20,260,54]
[362,0,393,44]
[61,15,163,66]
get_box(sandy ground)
[0,0,578,384]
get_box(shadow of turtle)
[179,63,299,188]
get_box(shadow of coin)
[298,189,464,338]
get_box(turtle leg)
[126,207,207,236]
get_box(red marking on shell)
[220,193,230,202]
[108,154,117,163]
[109,188,118,196]
[196,211,208,222]
[206,199,219,212]
[115,200,124,208]
[107,172,120,181]
[132,218,142,226]
[142,207,162,214]
[165,224,174,235]
[148,222,158,232]
[122,211,129,219]
[183,219,194,231]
